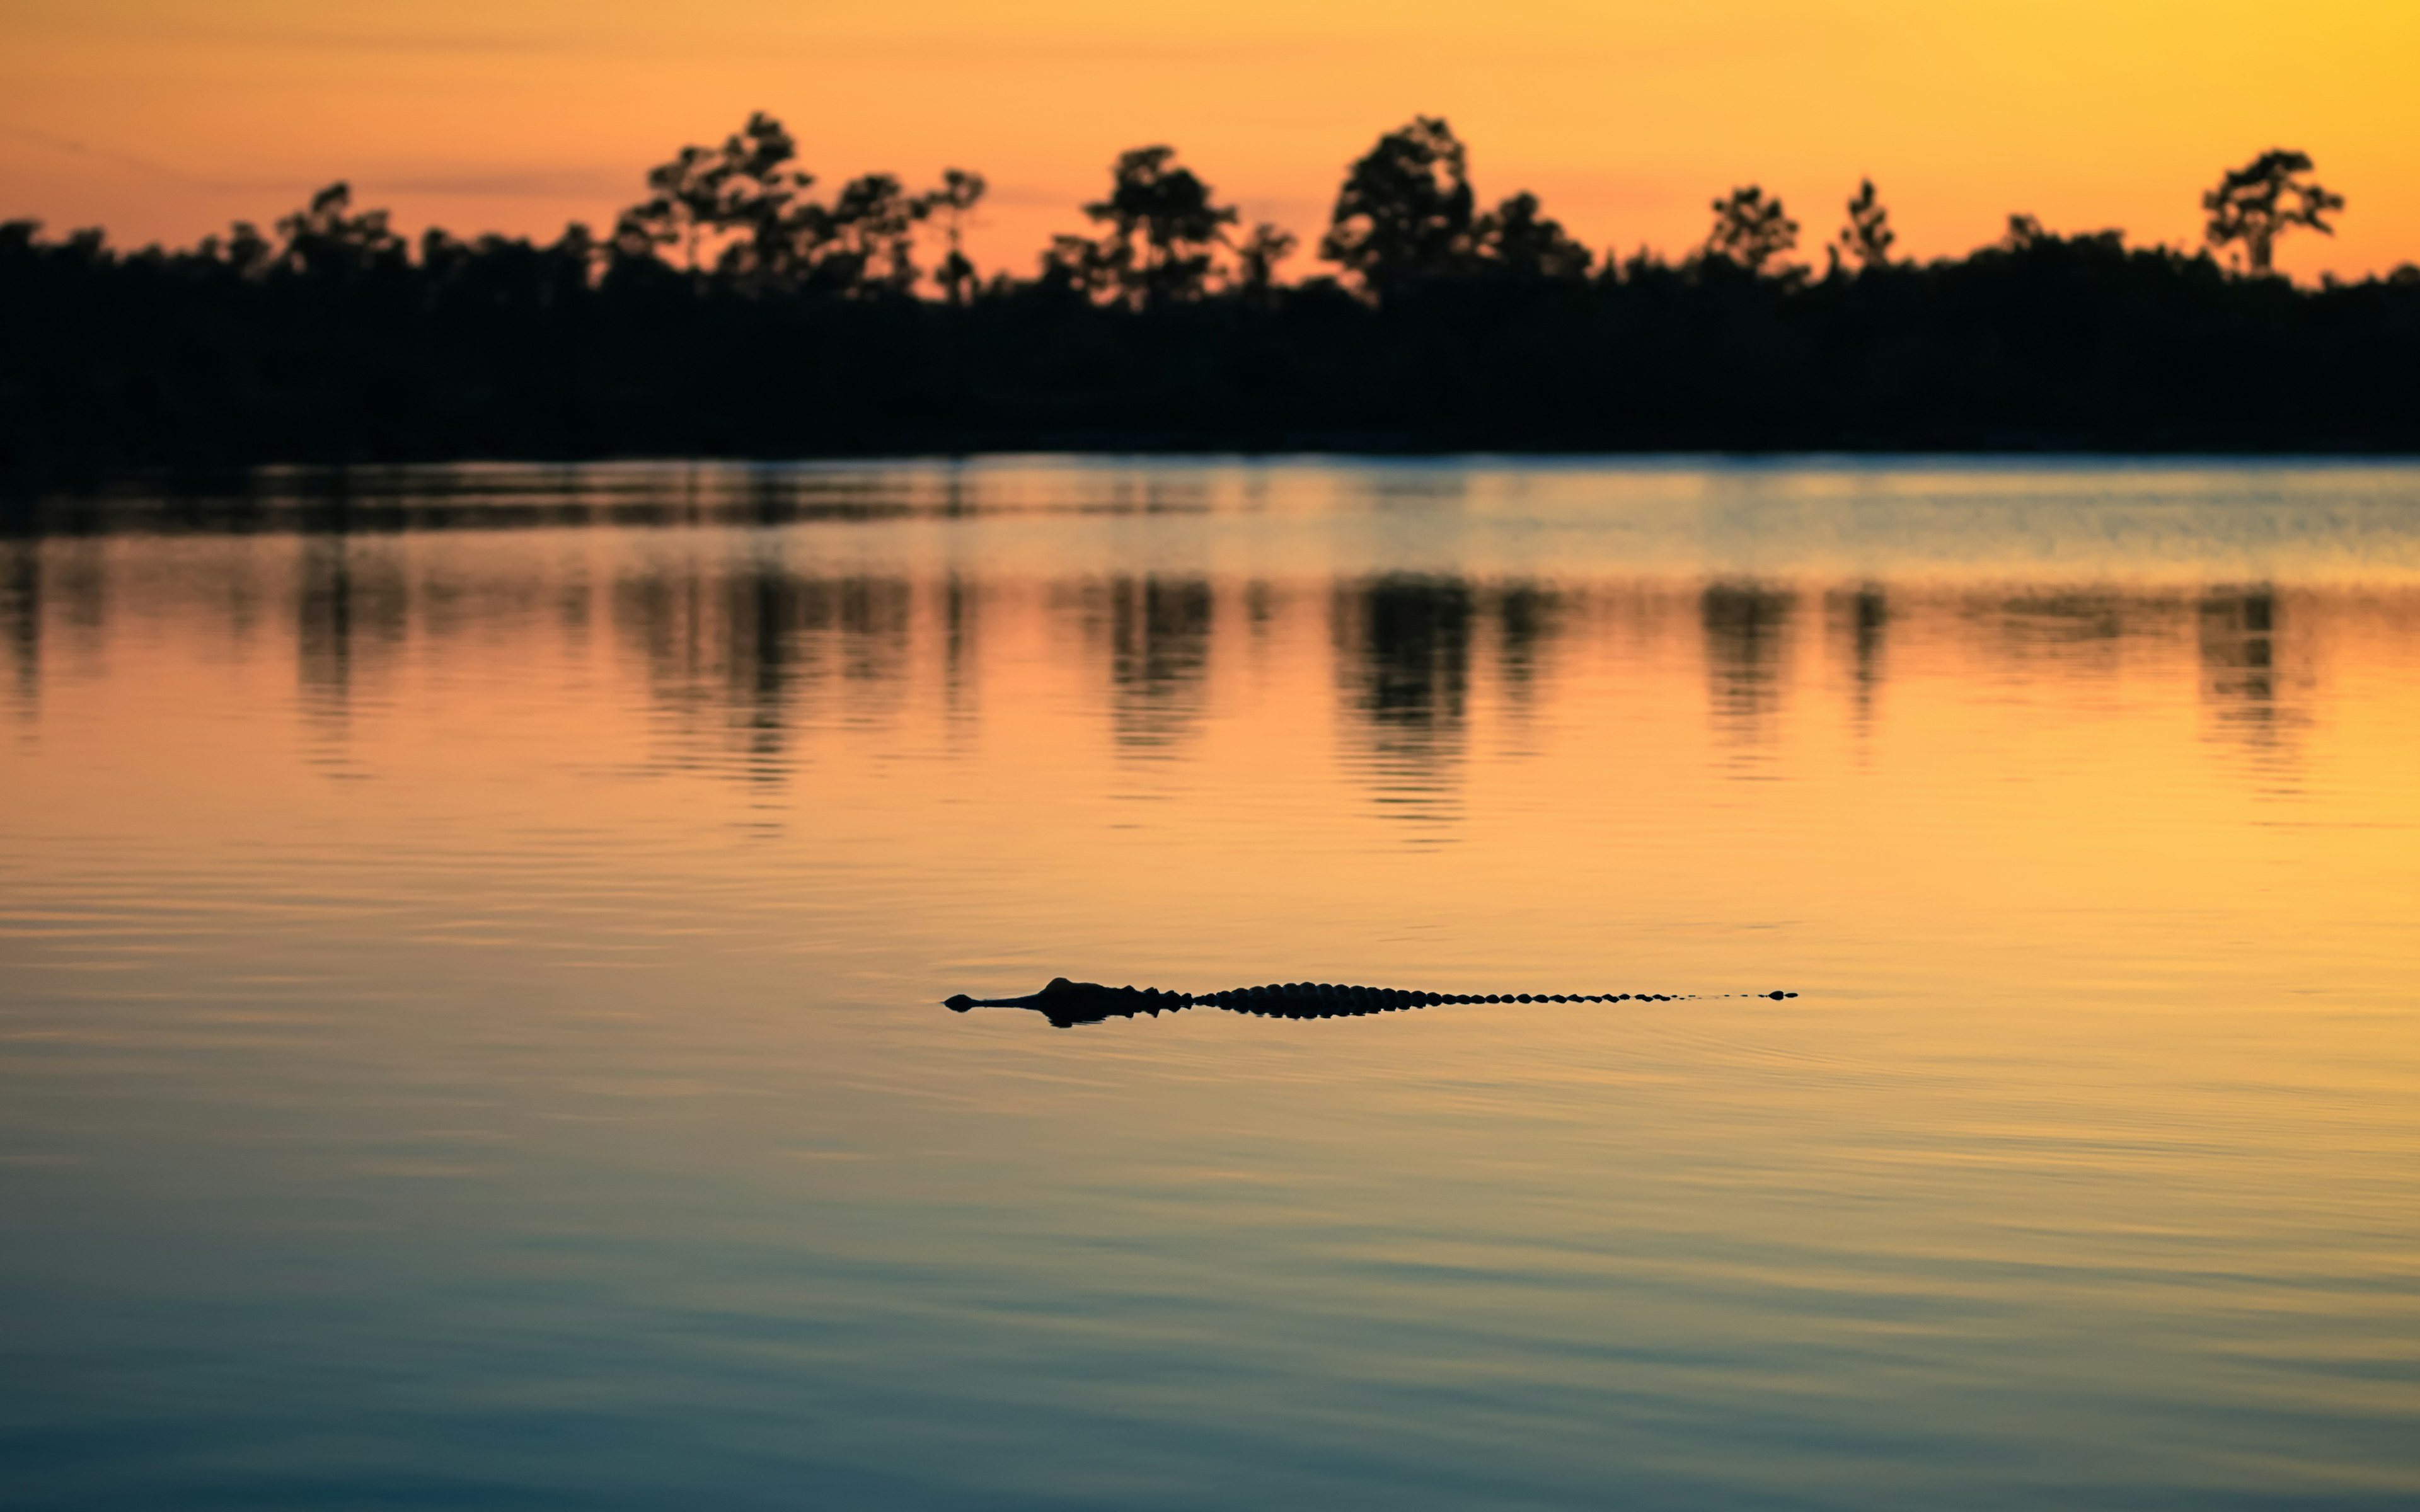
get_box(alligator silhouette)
[945,978,1798,1028]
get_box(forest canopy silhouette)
[4,115,2415,473]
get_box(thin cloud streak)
[0,122,238,190]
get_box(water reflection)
[1334,575,1473,828]
[1104,576,1214,754]
[1,457,1259,538]
[941,571,978,730]
[2,541,35,718]
[296,536,407,732]
[1991,590,2136,675]
[1492,580,1562,729]
[7,462,2420,1511]
[2197,585,2307,779]
[612,561,916,781]
[3,521,2410,822]
[1827,583,1889,739]
[1701,581,1794,767]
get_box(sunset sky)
[4,0,2415,283]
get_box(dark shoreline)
[10,236,2418,483]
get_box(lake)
[3,458,2416,1508]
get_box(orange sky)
[4,0,2416,283]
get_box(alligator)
[945,977,1798,1028]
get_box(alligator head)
[943,977,1195,1028]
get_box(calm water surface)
[3,460,2417,1508]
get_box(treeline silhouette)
[4,116,2415,473]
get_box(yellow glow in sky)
[3,0,2415,281]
